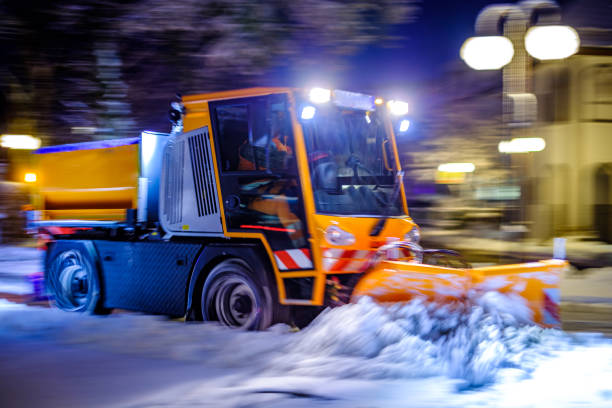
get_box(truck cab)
[173,87,417,303]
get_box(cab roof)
[182,87,295,104]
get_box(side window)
[251,100,294,173]
[216,98,295,173]
[216,105,249,171]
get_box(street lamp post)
[461,0,579,128]
[460,0,579,232]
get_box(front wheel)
[201,259,275,330]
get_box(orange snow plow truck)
[33,87,567,330]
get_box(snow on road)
[1,246,611,406]
[0,246,42,295]
[1,297,612,407]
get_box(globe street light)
[461,1,579,69]
[461,0,579,127]
[461,21,580,69]
[524,25,580,60]
[460,36,514,70]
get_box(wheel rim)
[211,276,259,328]
[49,250,92,311]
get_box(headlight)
[404,227,420,244]
[325,225,356,246]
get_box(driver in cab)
[238,116,305,248]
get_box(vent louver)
[163,140,184,224]
[188,132,218,217]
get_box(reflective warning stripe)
[274,249,313,270]
[322,248,374,272]
[323,248,370,259]
[543,288,561,326]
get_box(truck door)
[210,93,313,271]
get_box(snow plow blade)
[351,259,568,328]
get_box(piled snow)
[0,298,28,310]
[1,293,611,407]
[274,297,569,388]
[0,245,41,261]
[0,296,602,386]
[0,245,43,295]
[0,279,32,295]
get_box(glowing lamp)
[387,100,409,116]
[460,36,514,70]
[24,173,37,183]
[309,87,331,104]
[437,163,475,173]
[525,25,579,60]
[399,119,410,132]
[1,134,41,150]
[498,137,546,153]
[301,106,316,120]
[374,98,384,105]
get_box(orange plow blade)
[351,259,568,328]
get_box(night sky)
[352,0,498,85]
[272,0,576,98]
[266,1,504,94]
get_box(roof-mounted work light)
[301,106,316,120]
[387,100,409,116]
[309,88,331,104]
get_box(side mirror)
[168,100,186,126]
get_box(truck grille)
[163,139,184,224]
[188,132,218,217]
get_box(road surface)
[1,245,612,407]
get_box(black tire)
[201,258,276,330]
[46,243,105,314]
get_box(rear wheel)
[201,259,275,330]
[46,245,104,313]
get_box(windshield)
[300,103,404,216]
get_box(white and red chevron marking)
[274,248,313,270]
[542,287,561,326]
[322,248,374,272]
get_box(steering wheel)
[345,154,382,190]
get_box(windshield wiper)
[369,170,403,237]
